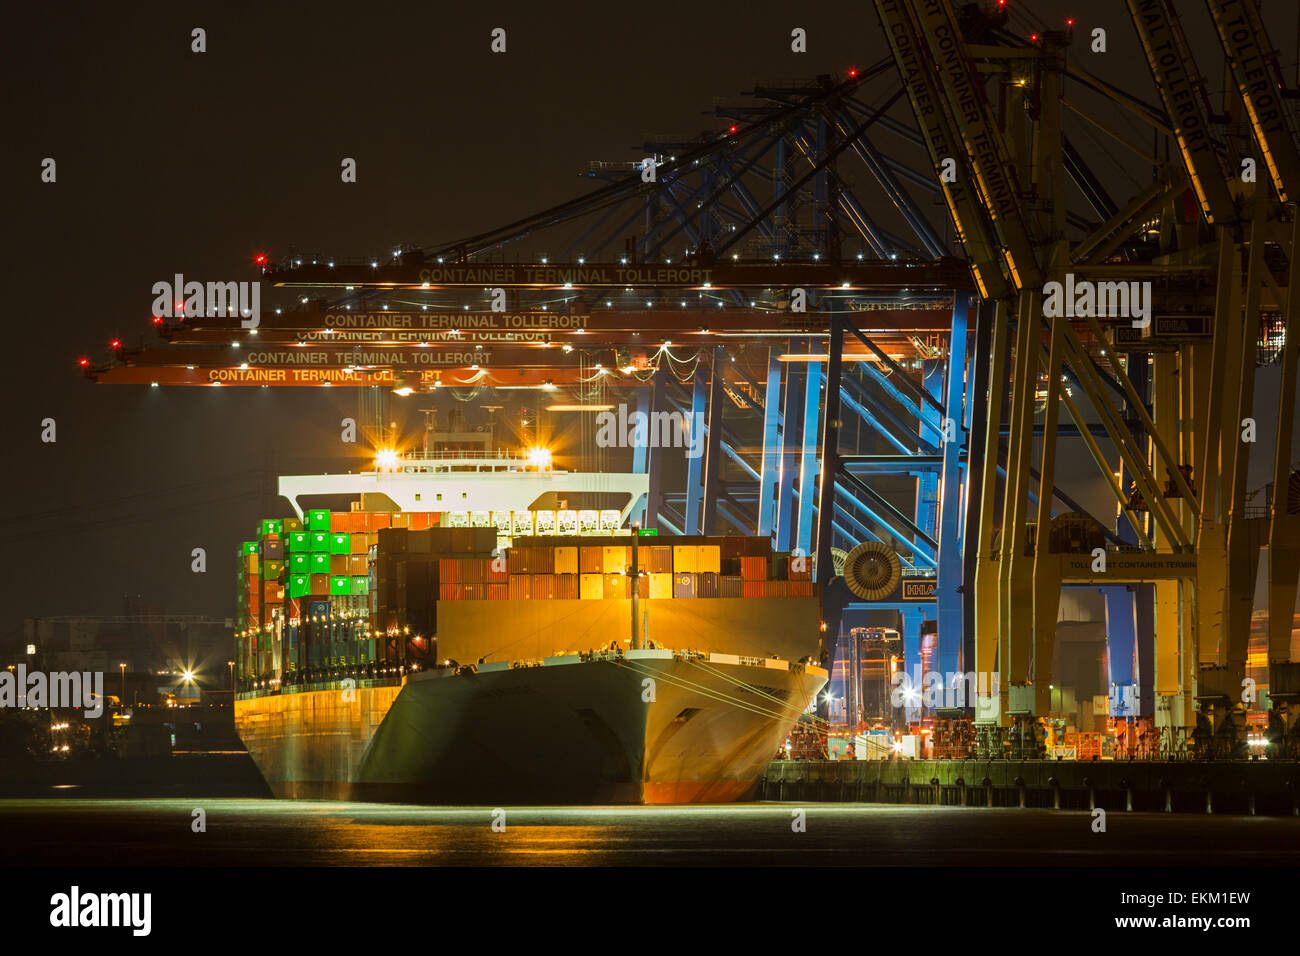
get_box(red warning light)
[728,125,737,134]
[998,0,1006,6]
[1066,17,1074,26]
[254,254,267,265]
[78,357,89,367]
[848,68,857,78]
[1030,33,1039,42]
[175,302,184,311]
[152,316,163,324]
[110,339,121,349]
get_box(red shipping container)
[791,581,815,598]
[768,580,791,598]
[408,512,433,531]
[486,582,508,601]
[462,558,485,584]
[485,557,508,582]
[508,574,531,600]
[508,548,532,574]
[742,581,765,599]
[555,573,580,600]
[532,574,556,600]
[532,548,555,574]
[310,573,330,595]
[603,573,627,600]
[439,581,462,601]
[740,556,768,581]
[439,558,463,583]
[371,512,391,530]
[788,556,812,581]
[462,582,485,600]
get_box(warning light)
[1030,33,1039,42]
[1066,17,1074,27]
[152,316,163,324]
[78,358,89,367]
[110,339,121,349]
[175,302,184,311]
[848,68,857,78]
[728,125,737,134]
[254,253,267,265]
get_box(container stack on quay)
[235,511,816,689]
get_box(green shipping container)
[310,552,330,573]
[241,541,258,556]
[330,575,351,596]
[287,531,309,552]
[310,531,330,552]
[259,518,283,537]
[307,509,331,531]
[330,533,350,555]
[288,553,310,572]
[288,574,311,598]
[283,516,304,533]
[261,559,284,579]
[350,576,369,596]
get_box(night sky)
[2,0,1296,635]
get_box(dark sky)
[1,0,1296,635]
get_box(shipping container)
[462,558,486,584]
[309,531,330,552]
[390,512,410,529]
[603,572,627,600]
[283,516,304,533]
[579,546,603,574]
[330,532,351,555]
[461,582,485,600]
[485,556,507,582]
[604,546,629,574]
[260,537,284,560]
[288,574,311,599]
[742,581,765,599]
[697,545,721,574]
[508,548,531,574]
[350,576,369,596]
[554,546,578,574]
[644,546,672,573]
[439,558,463,583]
[740,555,768,581]
[649,572,674,599]
[371,512,391,530]
[261,558,284,579]
[310,573,330,596]
[242,540,259,556]
[330,575,351,596]
[508,574,531,600]
[310,552,330,574]
[259,518,283,537]
[408,512,433,531]
[580,573,603,600]
[347,554,367,576]
[673,572,697,599]
[791,581,815,598]
[307,509,330,531]
[673,546,697,573]
[532,574,556,600]
[286,531,309,552]
[720,575,743,597]
[350,533,369,555]
[555,573,580,600]
[486,582,508,601]
[289,553,310,573]
[697,571,719,598]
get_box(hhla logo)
[1042,273,1152,328]
[152,273,260,329]
[595,404,705,459]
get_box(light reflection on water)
[0,799,1295,866]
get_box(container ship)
[233,450,827,803]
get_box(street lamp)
[119,663,126,704]
[227,660,234,691]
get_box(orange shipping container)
[508,574,531,600]
[696,545,721,574]
[554,546,579,574]
[508,548,532,574]
[371,512,391,530]
[644,546,672,573]
[351,534,368,555]
[740,556,768,581]
[603,572,627,600]
[408,512,433,531]
[462,558,486,584]
[580,573,603,599]
[673,546,697,573]
[603,546,629,574]
[348,555,367,576]
[648,572,674,599]
[439,581,462,601]
[742,581,765,599]
[462,582,485,600]
[439,559,463,583]
[330,512,349,532]
[485,557,508,582]
[555,573,580,600]
[486,582,508,601]
[390,512,410,529]
[579,547,603,574]
[791,581,815,598]
[330,554,348,575]
[532,574,557,600]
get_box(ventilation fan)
[842,541,902,601]
[830,548,849,577]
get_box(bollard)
[982,776,993,808]
[1048,776,1060,810]
[1014,775,1026,809]
[1083,776,1095,811]
[1120,777,1132,812]
[931,776,941,806]
[956,777,967,807]
[1159,777,1172,813]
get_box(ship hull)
[235,653,825,804]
